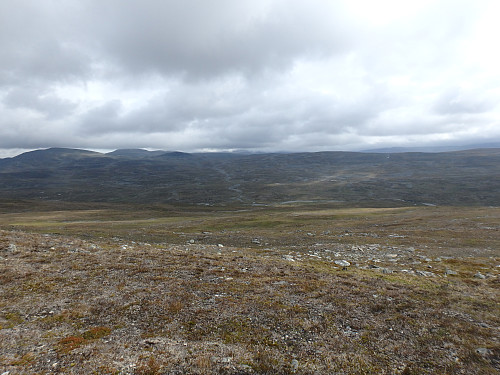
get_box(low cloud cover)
[1,0,499,156]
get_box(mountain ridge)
[0,147,499,206]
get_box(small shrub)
[251,348,281,374]
[82,326,112,340]
[58,336,86,353]
[10,353,35,366]
[135,355,162,375]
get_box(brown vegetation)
[0,204,499,374]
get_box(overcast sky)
[1,0,499,157]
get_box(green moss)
[82,326,112,340]
[2,312,24,328]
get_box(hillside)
[0,205,499,374]
[0,148,499,206]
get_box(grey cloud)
[0,0,499,154]
[433,89,495,115]
[3,86,77,119]
[0,1,92,85]
[84,0,351,79]
[78,101,123,134]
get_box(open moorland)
[1,148,499,206]
[0,201,499,374]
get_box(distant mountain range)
[0,147,499,206]
[362,142,500,153]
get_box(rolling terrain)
[0,148,499,374]
[0,147,499,206]
[0,203,499,374]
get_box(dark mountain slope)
[106,149,167,158]
[0,148,499,205]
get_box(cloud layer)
[1,0,499,154]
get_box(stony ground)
[1,224,499,374]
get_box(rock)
[143,338,162,346]
[251,239,261,244]
[217,244,224,248]
[474,272,486,279]
[189,239,195,244]
[416,270,435,277]
[7,244,17,252]
[335,260,350,267]
[476,347,492,356]
[291,359,299,372]
[445,269,457,276]
[381,268,393,274]
[401,269,415,275]
[273,280,288,285]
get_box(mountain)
[363,142,500,153]
[106,149,167,158]
[0,147,499,206]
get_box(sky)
[1,0,499,157]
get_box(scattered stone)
[416,270,435,277]
[445,269,457,276]
[380,268,393,274]
[474,272,486,279]
[476,348,492,356]
[273,280,288,285]
[217,244,224,248]
[7,244,17,252]
[283,255,295,262]
[291,359,299,373]
[143,338,162,346]
[401,269,415,275]
[251,239,261,244]
[334,260,350,268]
[189,239,195,244]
